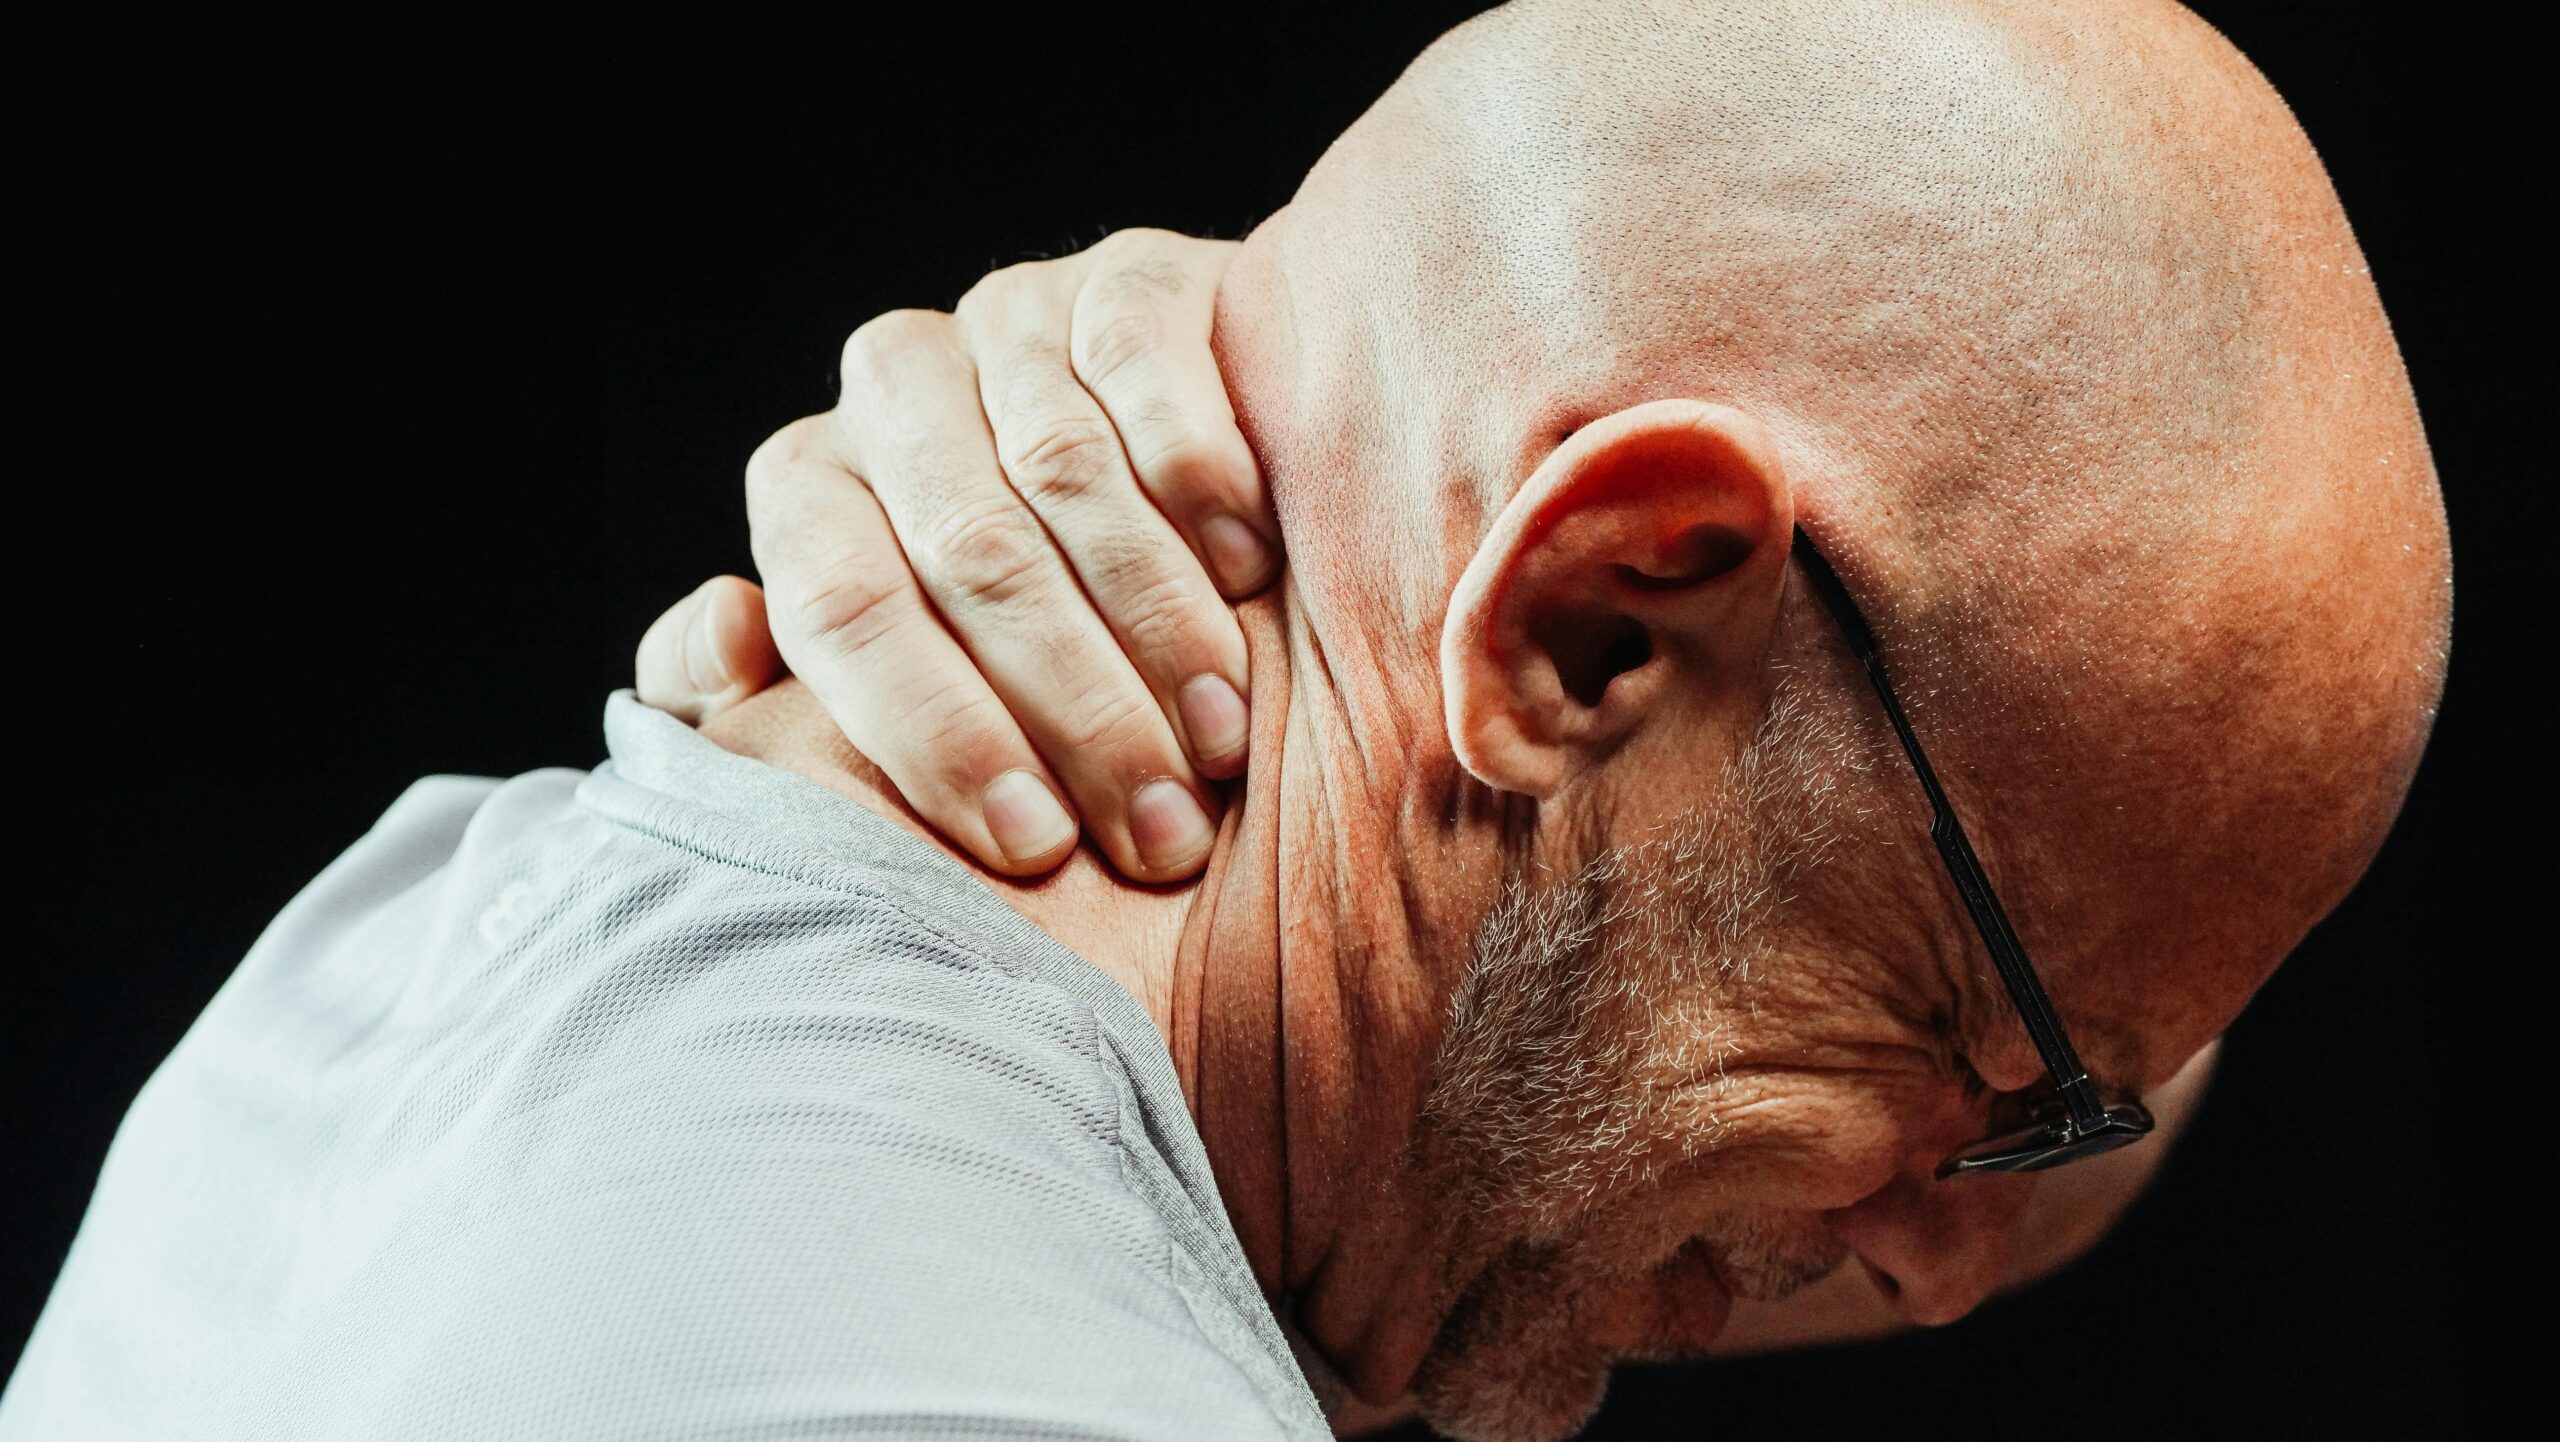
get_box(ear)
[1440,399,1793,796]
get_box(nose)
[1823,1169,2036,1326]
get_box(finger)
[1067,230,1278,598]
[635,575,784,725]
[832,315,1220,881]
[747,420,1078,875]
[961,276,1254,781]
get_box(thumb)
[636,576,785,724]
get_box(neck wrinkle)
[1173,593,1295,1293]
[1177,579,1473,1406]
[1176,581,1424,1287]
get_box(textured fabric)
[4,694,1327,1442]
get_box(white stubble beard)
[1407,681,1863,1442]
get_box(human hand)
[636,229,1274,883]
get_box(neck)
[1177,583,1448,1297]
[701,582,1488,1403]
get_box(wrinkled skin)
[679,3,2448,1439]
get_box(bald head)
[1224,0,2448,1084]
[1196,5,2451,1431]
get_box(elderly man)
[3,3,2445,1441]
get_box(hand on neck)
[696,586,1479,1400]
[699,680,1197,1031]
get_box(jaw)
[1400,1226,1742,1442]
[1291,1143,1751,1405]
[1292,1176,1465,1404]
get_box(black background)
[17,4,2534,1437]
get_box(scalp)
[1277,0,2451,1074]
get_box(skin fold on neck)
[696,581,1471,1391]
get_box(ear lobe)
[1440,399,1793,797]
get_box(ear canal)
[1528,607,1653,707]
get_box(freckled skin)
[715,2,2447,1437]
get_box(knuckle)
[1088,226,1185,273]
[1077,538,1200,643]
[1114,573,1205,661]
[1090,241,1190,311]
[840,308,950,387]
[919,498,1053,609]
[1051,682,1165,761]
[1084,228,1144,264]
[1001,415,1121,509]
[743,416,824,485]
[954,265,1042,332]
[896,673,1009,758]
[743,416,838,520]
[781,556,910,659]
[1072,307,1163,388]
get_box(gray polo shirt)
[4,695,1330,1442]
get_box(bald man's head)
[1228,0,2444,1071]
[1207,1,2447,1433]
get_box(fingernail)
[1129,778,1216,873]
[1177,674,1250,764]
[983,770,1075,865]
[684,594,729,696]
[1200,513,1276,593]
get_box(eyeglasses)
[1792,529,2153,1179]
